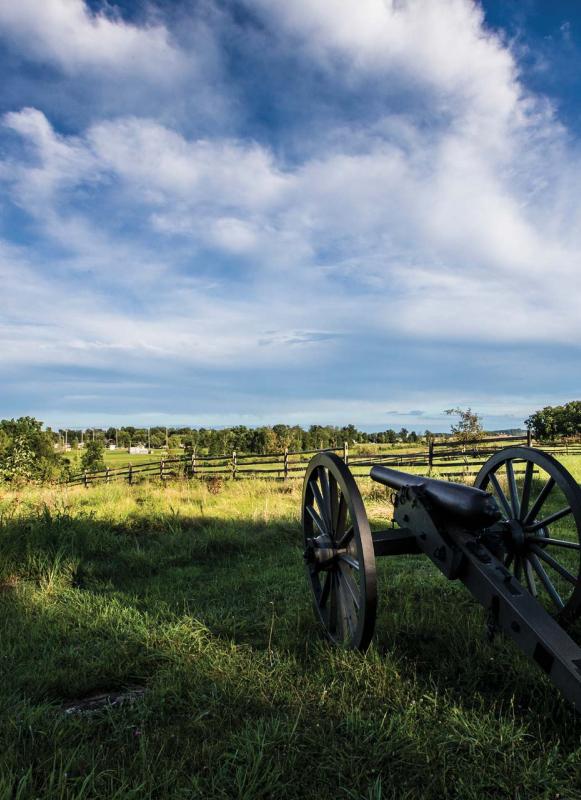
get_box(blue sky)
[0,0,580,433]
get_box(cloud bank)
[0,0,579,428]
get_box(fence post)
[191,448,196,478]
[106,467,110,484]
[284,447,289,480]
[128,463,133,485]
[343,441,349,465]
[232,450,237,480]
[527,428,532,448]
[160,459,165,481]
[428,438,434,470]
[84,471,88,488]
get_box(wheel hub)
[304,534,340,570]
[498,518,548,556]
[506,519,527,553]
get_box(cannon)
[301,447,581,709]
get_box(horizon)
[38,419,528,437]
[1,1,580,427]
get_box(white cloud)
[0,237,343,376]
[0,0,186,79]
[245,0,521,137]
[2,107,101,214]
[3,95,581,350]
[2,0,581,430]
[87,117,291,210]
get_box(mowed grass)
[66,449,178,472]
[1,469,581,799]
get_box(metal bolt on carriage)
[301,446,581,710]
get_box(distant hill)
[487,428,527,435]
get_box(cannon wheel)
[302,452,377,650]
[475,447,581,623]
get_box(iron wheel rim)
[302,452,377,650]
[475,446,581,623]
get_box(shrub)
[80,440,106,473]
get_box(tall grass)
[1,473,581,798]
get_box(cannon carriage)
[301,447,581,709]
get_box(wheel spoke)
[318,571,332,608]
[528,536,581,551]
[488,472,512,519]
[318,468,333,531]
[514,555,522,582]
[310,478,331,532]
[529,553,565,610]
[339,553,360,570]
[328,572,339,634]
[338,562,360,610]
[306,503,327,536]
[335,493,348,539]
[333,573,345,640]
[336,571,356,639]
[336,523,353,548]
[523,476,555,526]
[506,459,520,518]
[529,544,578,585]
[505,552,514,570]
[329,472,339,533]
[519,461,534,521]
[524,558,537,596]
[526,506,572,533]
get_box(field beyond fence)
[67,434,581,487]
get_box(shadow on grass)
[1,505,581,730]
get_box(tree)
[444,407,483,444]
[341,424,358,443]
[81,440,106,473]
[0,417,65,482]
[0,435,35,482]
[525,401,581,440]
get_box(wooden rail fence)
[64,432,581,488]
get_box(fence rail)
[65,434,581,487]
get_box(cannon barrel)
[370,465,502,530]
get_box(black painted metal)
[301,446,581,712]
[371,465,501,530]
[371,528,421,557]
[474,447,581,623]
[302,452,377,650]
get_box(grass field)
[65,448,175,472]
[2,461,581,798]
[64,438,533,485]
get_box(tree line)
[4,402,575,484]
[525,401,581,440]
[57,423,427,456]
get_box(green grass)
[2,467,581,799]
[65,448,179,472]
[64,437,518,482]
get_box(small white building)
[129,445,148,455]
[108,444,117,450]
